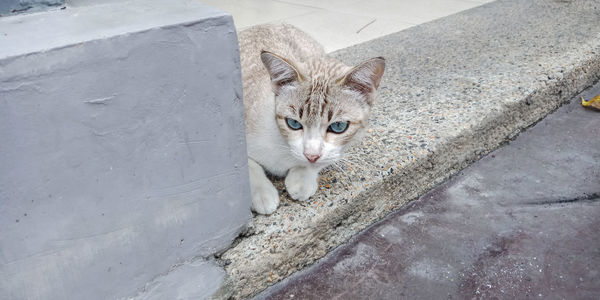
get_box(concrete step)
[215,0,600,298]
[255,80,600,300]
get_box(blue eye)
[328,121,349,133]
[286,118,303,130]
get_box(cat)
[238,24,385,214]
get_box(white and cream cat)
[239,24,385,214]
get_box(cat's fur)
[239,24,385,214]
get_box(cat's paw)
[285,167,319,201]
[251,180,280,215]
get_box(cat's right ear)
[339,57,385,105]
[260,51,303,95]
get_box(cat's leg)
[248,158,280,214]
[285,166,320,201]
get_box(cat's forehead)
[276,59,368,124]
[284,78,364,125]
[305,59,348,80]
[289,80,328,124]
[308,77,330,98]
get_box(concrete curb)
[255,81,600,300]
[215,0,600,298]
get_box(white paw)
[251,180,280,215]
[285,168,318,201]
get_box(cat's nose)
[304,153,320,163]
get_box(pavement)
[200,0,492,53]
[256,82,600,299]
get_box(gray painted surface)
[0,1,251,299]
[0,0,64,16]
[133,259,226,300]
[66,0,121,7]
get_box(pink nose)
[304,153,320,163]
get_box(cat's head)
[261,51,385,166]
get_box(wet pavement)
[256,83,600,300]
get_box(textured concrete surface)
[257,81,600,300]
[0,1,250,299]
[216,0,600,298]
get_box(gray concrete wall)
[0,1,251,299]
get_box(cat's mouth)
[296,154,325,165]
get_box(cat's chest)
[246,131,296,177]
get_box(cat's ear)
[340,57,385,104]
[260,51,304,94]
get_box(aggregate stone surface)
[216,0,600,298]
[257,82,600,299]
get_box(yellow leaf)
[581,95,600,110]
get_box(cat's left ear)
[340,57,385,104]
[261,51,304,95]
